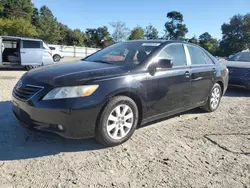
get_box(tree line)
[0,0,249,56]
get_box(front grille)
[13,84,44,101]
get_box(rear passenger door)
[21,40,43,65]
[186,45,216,105]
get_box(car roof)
[0,36,42,41]
[124,40,167,43]
[124,39,195,46]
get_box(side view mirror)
[157,59,173,69]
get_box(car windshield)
[84,41,162,66]
[228,52,250,62]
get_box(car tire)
[96,96,139,147]
[25,65,40,71]
[201,83,222,112]
[53,54,61,62]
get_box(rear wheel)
[201,83,222,112]
[53,54,61,62]
[25,65,40,71]
[96,96,139,147]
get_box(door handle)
[185,71,191,78]
[20,52,25,54]
[213,68,216,74]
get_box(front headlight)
[43,85,99,100]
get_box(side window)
[187,45,207,65]
[23,40,41,49]
[204,52,215,64]
[158,44,187,67]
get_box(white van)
[0,36,54,70]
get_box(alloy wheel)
[106,104,134,140]
[210,87,221,109]
[53,55,60,62]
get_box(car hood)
[223,61,250,68]
[24,61,128,86]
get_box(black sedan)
[224,50,250,89]
[12,40,229,146]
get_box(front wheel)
[96,96,139,147]
[201,83,222,112]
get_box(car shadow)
[225,87,250,97]
[0,101,104,161]
[0,67,26,71]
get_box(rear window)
[23,40,41,49]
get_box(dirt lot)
[0,69,250,188]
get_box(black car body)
[12,40,229,146]
[224,51,250,89]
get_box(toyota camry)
[12,40,229,146]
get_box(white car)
[0,36,54,70]
[49,46,64,62]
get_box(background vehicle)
[0,36,54,70]
[12,40,229,147]
[223,50,250,89]
[49,46,64,62]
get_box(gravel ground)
[0,69,250,188]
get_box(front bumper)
[12,96,101,139]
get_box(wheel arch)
[53,54,61,58]
[96,90,144,130]
[215,80,224,95]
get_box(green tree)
[0,0,34,20]
[198,32,219,55]
[37,5,59,43]
[128,26,144,40]
[145,24,158,39]
[244,14,250,41]
[220,14,250,56]
[0,18,38,37]
[57,23,70,45]
[85,26,112,48]
[199,32,212,42]
[66,29,85,46]
[110,21,130,42]
[32,7,39,26]
[188,35,198,44]
[164,11,188,40]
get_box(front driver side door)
[146,43,191,118]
